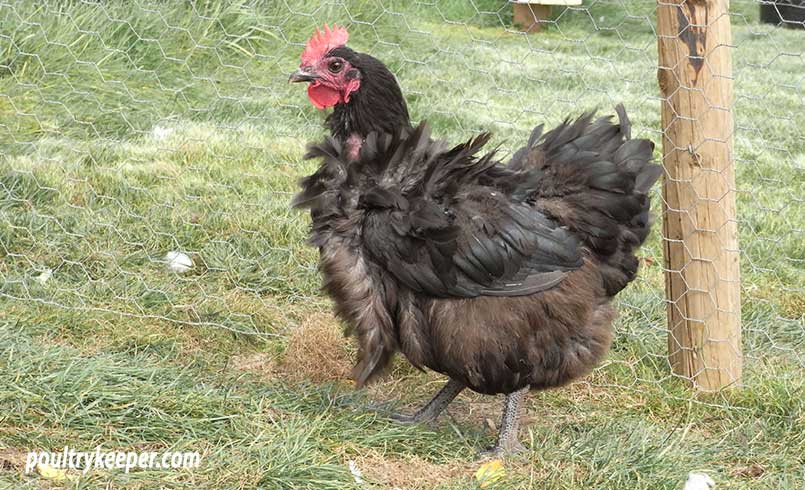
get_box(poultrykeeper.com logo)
[25,447,201,475]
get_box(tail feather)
[511,104,662,296]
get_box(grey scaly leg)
[480,385,529,458]
[390,378,465,425]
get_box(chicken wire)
[0,0,801,408]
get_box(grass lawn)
[0,1,802,489]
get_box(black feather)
[295,103,661,391]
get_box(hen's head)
[289,24,361,110]
[290,24,410,144]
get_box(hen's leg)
[390,378,465,425]
[479,385,529,458]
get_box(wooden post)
[657,0,742,391]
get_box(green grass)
[1,1,803,488]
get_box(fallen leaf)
[475,459,505,488]
[36,462,75,481]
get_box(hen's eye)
[328,61,343,73]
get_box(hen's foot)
[387,378,464,425]
[477,385,529,459]
[477,440,527,460]
[387,412,423,425]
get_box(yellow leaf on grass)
[475,459,505,488]
[36,463,68,481]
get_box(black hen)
[293,108,662,455]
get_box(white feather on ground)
[36,268,53,284]
[684,472,715,490]
[151,124,176,141]
[348,460,363,484]
[164,251,193,273]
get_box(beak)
[289,68,319,83]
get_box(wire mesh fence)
[0,0,801,414]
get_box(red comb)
[301,24,349,67]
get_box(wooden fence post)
[656,0,742,391]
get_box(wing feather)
[355,125,583,297]
[299,121,584,299]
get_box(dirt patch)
[279,313,354,383]
[346,450,552,489]
[350,451,471,490]
[0,448,28,472]
[730,463,765,479]
[230,352,278,377]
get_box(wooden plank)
[513,3,552,33]
[511,0,581,33]
[657,0,742,391]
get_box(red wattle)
[307,83,341,110]
[342,79,361,103]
